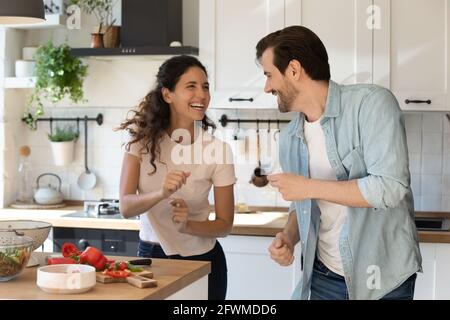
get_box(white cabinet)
[299,0,373,85]
[200,0,301,109]
[414,243,436,300]
[374,0,450,111]
[200,0,374,109]
[414,242,450,300]
[220,235,302,299]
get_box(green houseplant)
[23,41,88,130]
[48,126,79,166]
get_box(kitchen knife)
[127,258,152,266]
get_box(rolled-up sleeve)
[357,88,410,210]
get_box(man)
[257,25,422,300]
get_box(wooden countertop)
[1,206,450,242]
[0,252,210,300]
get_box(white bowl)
[37,264,96,294]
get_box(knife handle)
[128,258,152,266]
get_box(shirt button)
[302,210,306,214]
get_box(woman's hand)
[170,198,189,233]
[161,171,191,198]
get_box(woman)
[117,55,236,300]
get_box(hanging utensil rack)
[22,113,103,135]
[219,114,290,127]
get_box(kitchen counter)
[0,205,288,237]
[1,206,450,242]
[0,252,210,300]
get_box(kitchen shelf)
[7,14,66,30]
[4,77,36,89]
[70,46,199,59]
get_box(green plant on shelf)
[69,0,118,32]
[48,126,79,142]
[23,41,88,130]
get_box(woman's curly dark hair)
[116,55,216,174]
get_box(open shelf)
[7,14,66,30]
[4,77,36,89]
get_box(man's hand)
[268,232,294,266]
[268,173,310,201]
[170,198,189,233]
[161,171,191,198]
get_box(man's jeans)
[310,258,417,300]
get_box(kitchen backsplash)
[405,112,450,212]
[14,106,450,211]
[18,106,294,208]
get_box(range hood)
[71,0,198,57]
[70,46,198,57]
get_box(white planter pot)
[15,60,36,77]
[50,141,75,166]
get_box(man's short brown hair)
[256,25,330,81]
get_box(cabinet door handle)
[405,99,431,105]
[229,97,254,102]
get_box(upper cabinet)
[200,0,301,109]
[200,0,373,109]
[373,0,450,111]
[300,0,373,85]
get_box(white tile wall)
[405,112,450,211]
[19,106,450,210]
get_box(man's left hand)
[268,173,310,201]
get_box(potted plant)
[48,126,79,166]
[69,0,119,48]
[23,41,88,130]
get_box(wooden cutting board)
[96,270,158,288]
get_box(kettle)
[34,173,64,205]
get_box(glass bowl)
[0,231,34,281]
[0,220,52,267]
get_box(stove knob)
[78,239,90,250]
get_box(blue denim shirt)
[280,80,422,300]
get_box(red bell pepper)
[61,243,81,258]
[47,257,77,265]
[79,246,107,271]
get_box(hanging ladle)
[250,120,269,187]
[77,116,97,190]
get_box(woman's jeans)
[310,258,417,300]
[137,240,228,300]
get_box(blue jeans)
[137,240,228,300]
[310,258,417,300]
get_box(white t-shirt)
[124,125,236,257]
[304,116,348,276]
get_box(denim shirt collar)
[288,80,341,139]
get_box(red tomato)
[118,261,128,271]
[104,270,131,278]
[61,243,81,258]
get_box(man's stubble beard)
[277,81,298,113]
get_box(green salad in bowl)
[0,232,33,281]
